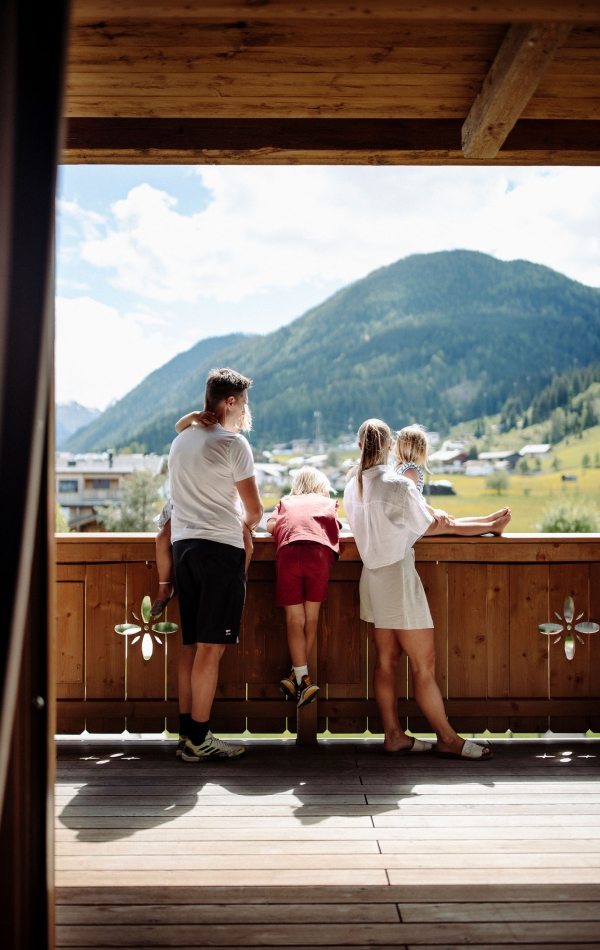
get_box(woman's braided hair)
[356,418,392,498]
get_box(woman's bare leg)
[372,629,412,752]
[398,628,491,756]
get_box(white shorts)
[359,549,433,630]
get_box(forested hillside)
[66,250,600,452]
[500,360,600,443]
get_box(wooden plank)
[57,902,399,924]
[84,563,127,734]
[67,1,600,24]
[125,559,165,733]
[549,562,590,732]
[487,563,510,733]
[244,581,289,734]
[447,562,488,733]
[56,697,600,718]
[56,580,85,730]
[57,564,86,581]
[51,918,600,945]
[509,564,549,734]
[400,900,600,921]
[589,562,600,733]
[320,581,367,734]
[462,22,573,159]
[55,882,600,904]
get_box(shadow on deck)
[56,738,600,948]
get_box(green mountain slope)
[63,333,251,452]
[67,250,600,452]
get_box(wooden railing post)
[296,631,318,746]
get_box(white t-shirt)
[168,425,255,548]
[344,465,433,569]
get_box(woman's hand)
[433,508,455,527]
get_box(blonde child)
[394,424,511,536]
[150,403,254,617]
[266,467,342,709]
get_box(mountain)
[56,402,101,448]
[63,333,251,453]
[65,250,600,452]
[500,360,600,442]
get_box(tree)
[539,501,598,533]
[518,458,529,475]
[96,469,163,532]
[535,457,541,471]
[582,453,591,469]
[486,469,510,495]
[55,503,70,532]
[595,453,600,469]
[467,444,478,460]
[552,456,561,471]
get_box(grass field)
[338,427,600,532]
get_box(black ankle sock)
[179,712,192,737]
[189,719,210,746]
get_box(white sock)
[294,665,308,685]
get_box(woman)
[344,419,492,760]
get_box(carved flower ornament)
[115,595,178,661]
[538,595,599,661]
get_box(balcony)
[57,489,122,507]
[56,533,600,739]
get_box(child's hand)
[192,410,218,427]
[433,509,455,526]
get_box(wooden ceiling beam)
[462,21,572,159]
[69,2,600,25]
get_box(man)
[169,367,263,761]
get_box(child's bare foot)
[480,508,510,522]
[490,510,511,535]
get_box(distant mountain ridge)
[56,401,101,448]
[65,250,600,452]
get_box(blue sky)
[56,165,600,410]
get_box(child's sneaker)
[181,731,246,762]
[280,669,297,700]
[176,736,187,757]
[297,675,319,709]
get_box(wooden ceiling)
[64,1,600,164]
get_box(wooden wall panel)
[84,563,126,734]
[55,580,85,734]
[487,563,510,733]
[509,564,549,733]
[125,560,165,733]
[243,581,289,733]
[588,562,600,734]
[549,562,590,733]
[447,562,488,733]
[320,582,367,734]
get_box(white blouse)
[344,465,433,570]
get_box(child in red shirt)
[267,466,342,709]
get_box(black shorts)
[172,539,246,645]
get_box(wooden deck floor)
[56,737,600,948]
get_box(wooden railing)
[56,533,600,742]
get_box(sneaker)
[176,736,187,757]
[297,675,319,709]
[280,669,297,700]
[181,731,246,762]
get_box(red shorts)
[275,541,335,606]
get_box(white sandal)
[383,737,433,756]
[436,739,493,760]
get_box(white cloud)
[78,167,600,309]
[55,296,187,410]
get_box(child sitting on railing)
[394,424,511,536]
[266,466,342,710]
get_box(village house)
[55,452,167,531]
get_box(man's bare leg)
[191,642,227,722]
[178,643,197,715]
